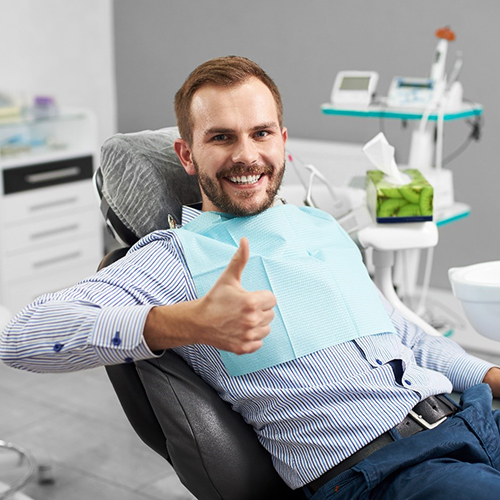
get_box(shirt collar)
[181,205,202,225]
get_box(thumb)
[219,237,249,285]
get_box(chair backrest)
[97,133,305,500]
[97,127,201,245]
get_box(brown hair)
[174,56,283,145]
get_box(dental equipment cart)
[321,102,486,345]
[321,101,483,224]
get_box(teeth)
[228,174,261,185]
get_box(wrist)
[483,367,500,398]
[143,300,201,351]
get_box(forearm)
[1,300,104,372]
[0,235,203,373]
[379,290,496,391]
[0,300,158,373]
[406,330,495,391]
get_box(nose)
[231,137,258,165]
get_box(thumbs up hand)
[143,238,276,355]
[196,238,276,354]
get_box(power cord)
[442,100,483,166]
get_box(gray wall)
[114,0,500,289]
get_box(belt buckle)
[408,409,447,431]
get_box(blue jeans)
[304,384,500,500]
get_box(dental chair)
[96,127,305,500]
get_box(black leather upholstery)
[100,249,305,500]
[138,353,304,500]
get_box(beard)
[192,157,285,217]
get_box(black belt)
[307,394,459,494]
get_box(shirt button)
[53,343,63,352]
[404,380,412,385]
[124,357,133,364]
[112,333,121,346]
[376,359,383,365]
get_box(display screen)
[339,76,371,91]
[398,80,433,90]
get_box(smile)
[227,174,263,185]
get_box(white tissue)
[362,132,410,186]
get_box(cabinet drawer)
[3,181,97,224]
[3,155,93,195]
[3,235,103,282]
[3,207,102,254]
[5,258,103,314]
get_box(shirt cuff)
[447,353,497,392]
[91,305,161,365]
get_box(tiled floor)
[1,287,500,499]
[0,361,195,500]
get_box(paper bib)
[177,205,395,376]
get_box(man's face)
[175,77,287,216]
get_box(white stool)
[0,441,36,500]
[0,307,38,500]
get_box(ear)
[174,138,197,175]
[281,127,288,145]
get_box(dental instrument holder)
[357,222,441,337]
[409,28,462,207]
[304,164,348,218]
[302,163,372,235]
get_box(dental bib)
[177,205,395,376]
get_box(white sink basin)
[449,261,500,342]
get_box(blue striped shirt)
[0,205,494,488]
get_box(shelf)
[0,108,96,168]
[0,109,88,130]
[0,147,95,170]
[435,202,470,227]
[321,102,483,121]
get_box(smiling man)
[174,65,287,216]
[2,56,500,500]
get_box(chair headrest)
[97,127,201,245]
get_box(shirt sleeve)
[378,289,496,392]
[0,233,189,373]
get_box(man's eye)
[255,130,269,138]
[212,134,227,141]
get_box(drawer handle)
[30,197,78,212]
[25,166,81,184]
[30,224,80,240]
[33,251,81,269]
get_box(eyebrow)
[203,122,279,136]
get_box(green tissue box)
[366,169,433,223]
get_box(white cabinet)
[0,109,104,315]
